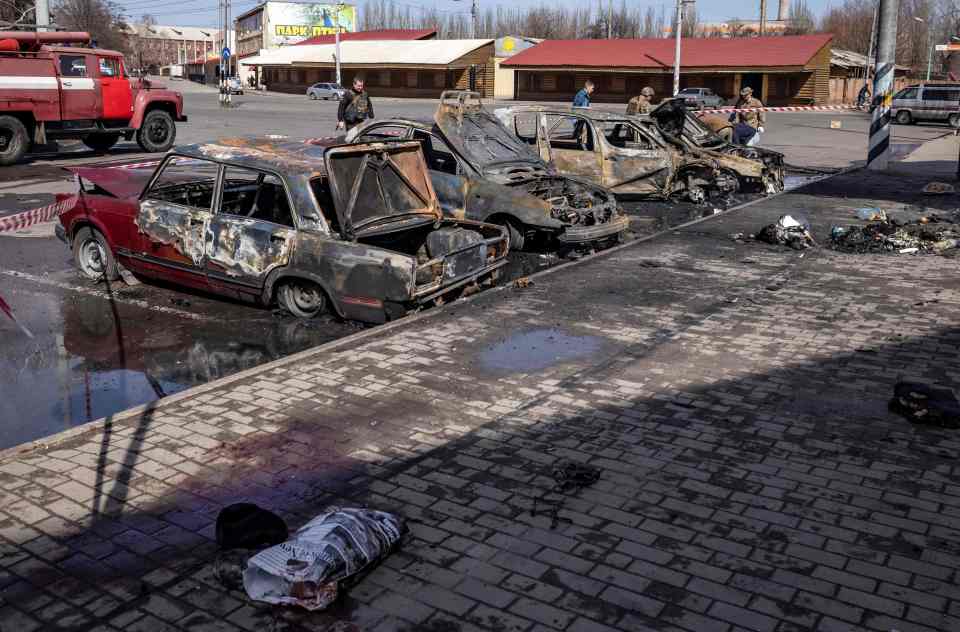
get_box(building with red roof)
[502,34,833,105]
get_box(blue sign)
[221,47,231,59]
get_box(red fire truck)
[0,31,188,166]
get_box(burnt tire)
[505,221,526,251]
[0,115,29,166]
[895,110,912,125]
[277,280,327,319]
[82,133,120,152]
[73,227,119,282]
[136,110,176,153]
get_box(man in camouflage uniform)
[626,86,656,115]
[730,86,765,145]
[337,76,375,132]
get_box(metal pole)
[864,3,877,84]
[608,0,612,39]
[472,0,478,38]
[673,0,682,96]
[759,0,766,37]
[867,0,900,170]
[335,3,342,86]
[926,34,933,80]
[35,0,49,32]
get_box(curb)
[0,165,857,462]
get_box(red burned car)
[55,138,509,323]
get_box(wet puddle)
[479,328,605,373]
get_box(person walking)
[572,80,594,108]
[857,83,871,109]
[626,86,656,115]
[730,86,765,145]
[337,76,374,132]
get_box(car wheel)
[505,221,526,251]
[136,110,176,152]
[309,93,316,100]
[277,280,327,318]
[82,133,120,152]
[73,227,119,282]
[949,114,960,128]
[896,110,912,125]
[0,115,29,166]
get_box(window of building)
[525,72,543,92]
[408,71,419,88]
[433,72,445,88]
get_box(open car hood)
[66,165,154,199]
[323,141,442,237]
[434,91,547,176]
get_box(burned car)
[497,105,783,203]
[343,91,629,251]
[649,98,785,189]
[55,138,508,324]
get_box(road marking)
[0,269,209,321]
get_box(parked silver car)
[676,87,724,110]
[307,82,346,100]
[891,83,960,127]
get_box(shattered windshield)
[444,111,540,169]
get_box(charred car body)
[55,138,508,324]
[650,98,785,190]
[344,91,629,251]
[496,104,783,203]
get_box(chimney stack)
[778,0,789,21]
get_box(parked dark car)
[344,91,629,251]
[55,138,509,324]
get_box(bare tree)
[0,0,35,29]
[785,0,816,34]
[52,0,129,52]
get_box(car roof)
[504,105,649,122]
[174,136,416,176]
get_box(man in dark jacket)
[572,80,594,108]
[337,76,374,131]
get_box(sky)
[114,0,835,30]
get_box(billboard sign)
[267,2,356,46]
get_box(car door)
[204,165,298,299]
[542,113,603,184]
[98,56,133,121]
[597,120,673,196]
[57,53,99,120]
[134,155,219,291]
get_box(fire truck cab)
[0,31,188,166]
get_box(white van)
[891,83,960,127]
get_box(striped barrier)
[111,160,159,170]
[0,195,77,234]
[695,104,861,115]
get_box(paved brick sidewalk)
[2,169,960,632]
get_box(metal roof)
[831,48,910,71]
[502,34,833,69]
[240,39,494,67]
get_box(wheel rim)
[147,118,169,144]
[290,284,323,313]
[79,238,105,277]
[0,130,10,152]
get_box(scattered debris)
[244,508,405,610]
[890,381,960,428]
[855,207,887,221]
[830,214,960,255]
[830,120,842,129]
[532,460,602,529]
[514,277,535,288]
[756,215,816,250]
[169,297,191,308]
[923,182,955,195]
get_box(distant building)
[494,36,541,99]
[830,48,912,104]
[242,39,496,97]
[502,34,833,105]
[126,23,219,73]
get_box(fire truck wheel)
[82,133,120,152]
[0,115,29,166]
[136,110,176,153]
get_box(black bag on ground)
[890,381,960,428]
[216,503,289,551]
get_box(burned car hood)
[66,165,154,199]
[434,106,548,178]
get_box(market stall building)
[502,34,834,106]
[241,39,496,97]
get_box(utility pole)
[334,2,343,86]
[608,0,612,39]
[35,0,49,31]
[867,0,900,170]
[863,3,878,86]
[759,0,766,36]
[672,0,693,96]
[472,0,478,38]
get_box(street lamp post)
[334,2,344,86]
[914,16,934,81]
[672,0,695,96]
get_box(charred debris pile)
[829,210,960,256]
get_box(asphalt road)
[0,80,951,448]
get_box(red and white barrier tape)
[696,104,860,115]
[0,195,77,234]
[111,160,159,170]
